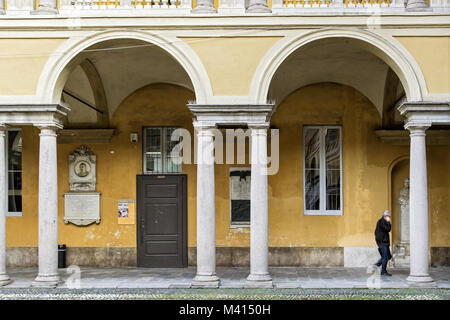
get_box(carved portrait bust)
[75,161,91,178]
[68,146,96,192]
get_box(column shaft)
[32,127,60,287]
[192,126,220,287]
[0,127,11,286]
[406,124,433,283]
[245,127,272,288]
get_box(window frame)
[229,167,251,228]
[303,125,343,216]
[142,126,182,175]
[5,128,22,217]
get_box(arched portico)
[250,28,428,106]
[0,30,215,287]
[36,29,213,106]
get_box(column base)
[30,7,59,15]
[191,274,221,288]
[32,274,60,288]
[245,273,273,288]
[246,5,271,13]
[0,273,12,286]
[406,275,436,287]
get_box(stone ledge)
[375,129,450,145]
[57,128,116,144]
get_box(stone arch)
[250,28,427,106]
[60,58,110,128]
[36,29,213,106]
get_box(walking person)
[374,210,393,276]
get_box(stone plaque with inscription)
[64,146,101,226]
[64,192,101,226]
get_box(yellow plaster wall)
[0,38,67,95]
[6,84,197,247]
[428,145,450,247]
[6,83,450,249]
[396,36,450,94]
[268,83,450,247]
[181,37,282,96]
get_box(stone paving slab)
[1,266,449,289]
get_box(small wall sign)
[118,199,136,225]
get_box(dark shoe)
[381,272,392,277]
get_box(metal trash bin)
[58,244,66,269]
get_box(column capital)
[34,123,62,133]
[248,123,270,131]
[193,120,217,131]
[0,124,9,132]
[404,121,431,135]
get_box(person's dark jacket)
[374,218,391,246]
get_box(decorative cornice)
[398,101,450,115]
[0,14,450,31]
[187,104,276,114]
[58,129,116,144]
[0,104,70,116]
[188,103,276,127]
[375,129,450,145]
[0,103,70,129]
[398,101,450,127]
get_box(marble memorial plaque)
[64,192,101,226]
[65,145,101,226]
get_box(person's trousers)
[375,244,392,274]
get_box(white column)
[30,0,58,14]
[192,124,220,288]
[192,0,217,13]
[405,122,434,284]
[32,126,60,287]
[245,125,272,288]
[246,0,271,12]
[0,126,11,286]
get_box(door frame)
[136,174,188,267]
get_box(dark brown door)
[137,175,187,267]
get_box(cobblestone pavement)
[0,288,448,300]
[1,266,449,290]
